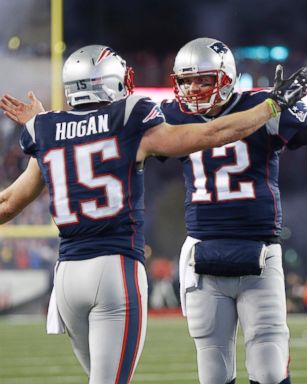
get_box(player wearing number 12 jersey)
[0,44,306,384]
[160,37,307,384]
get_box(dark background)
[64,0,307,54]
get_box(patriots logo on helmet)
[289,100,307,122]
[96,47,116,64]
[209,42,228,55]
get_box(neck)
[74,101,110,110]
[206,104,223,117]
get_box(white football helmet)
[63,45,134,106]
[171,38,237,114]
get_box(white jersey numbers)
[190,151,212,202]
[190,140,255,202]
[75,139,123,219]
[44,148,79,225]
[44,138,124,225]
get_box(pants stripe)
[115,256,142,384]
[127,261,142,382]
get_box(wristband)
[265,98,279,118]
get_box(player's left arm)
[0,157,45,224]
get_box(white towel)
[179,236,201,316]
[46,262,65,334]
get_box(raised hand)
[0,91,45,124]
[270,65,307,110]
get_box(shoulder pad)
[124,94,150,125]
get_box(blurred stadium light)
[234,45,289,62]
[134,87,174,101]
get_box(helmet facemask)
[171,38,237,115]
[171,69,233,114]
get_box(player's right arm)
[0,157,45,224]
[0,91,44,124]
[137,99,277,160]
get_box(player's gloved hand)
[270,65,307,110]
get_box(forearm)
[0,189,25,224]
[164,99,278,155]
[0,159,45,224]
[206,99,280,148]
[0,184,44,224]
[138,99,278,159]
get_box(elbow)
[0,203,19,224]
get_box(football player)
[160,37,307,384]
[0,44,306,384]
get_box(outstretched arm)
[0,157,45,224]
[137,99,277,159]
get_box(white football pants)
[184,242,290,384]
[55,255,148,384]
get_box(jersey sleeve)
[248,90,307,144]
[124,95,165,134]
[277,100,307,143]
[19,116,39,156]
[283,100,307,148]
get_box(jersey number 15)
[44,138,124,225]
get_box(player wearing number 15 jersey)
[21,93,162,264]
[160,37,307,384]
[0,44,306,384]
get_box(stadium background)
[0,1,307,382]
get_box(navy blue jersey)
[20,95,165,263]
[160,91,307,241]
